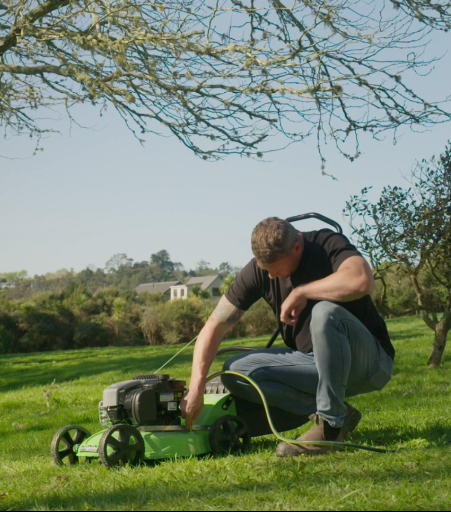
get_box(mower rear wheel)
[209,415,251,455]
[51,425,91,467]
[99,424,144,469]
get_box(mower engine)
[99,374,186,427]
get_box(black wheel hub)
[51,425,91,467]
[99,424,144,469]
[209,415,251,455]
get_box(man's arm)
[181,295,245,429]
[280,256,374,325]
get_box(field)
[1,316,451,511]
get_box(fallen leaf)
[0,494,8,499]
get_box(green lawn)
[1,317,451,511]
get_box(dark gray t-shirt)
[226,229,394,359]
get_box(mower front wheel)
[51,425,92,467]
[209,415,251,455]
[99,424,144,469]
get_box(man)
[181,217,394,456]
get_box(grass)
[1,317,451,511]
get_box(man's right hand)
[180,388,205,431]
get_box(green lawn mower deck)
[51,374,251,469]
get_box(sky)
[1,32,450,278]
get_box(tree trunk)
[428,310,451,368]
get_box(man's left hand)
[280,288,307,325]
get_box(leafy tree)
[105,253,133,273]
[150,250,174,276]
[0,270,28,283]
[193,260,215,277]
[217,262,241,278]
[217,262,234,278]
[345,143,451,367]
[189,285,210,300]
[1,1,451,165]
[220,274,236,295]
[45,268,72,280]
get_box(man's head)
[251,217,303,279]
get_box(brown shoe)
[276,402,362,458]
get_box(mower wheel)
[99,424,144,469]
[51,425,92,467]
[209,415,251,455]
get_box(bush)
[0,312,23,354]
[17,311,75,352]
[0,289,280,354]
[241,299,277,337]
[141,306,164,345]
[158,299,204,344]
[73,322,113,348]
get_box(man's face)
[257,240,303,280]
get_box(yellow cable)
[206,370,393,454]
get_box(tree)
[217,262,233,278]
[345,143,451,367]
[1,1,451,166]
[150,250,175,277]
[217,261,241,278]
[196,260,210,270]
[105,253,133,272]
[0,270,28,283]
[189,285,210,300]
[220,274,236,294]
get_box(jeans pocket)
[359,356,393,394]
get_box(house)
[0,282,15,289]
[170,275,223,301]
[135,281,180,300]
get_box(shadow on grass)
[0,338,270,393]
[0,348,196,392]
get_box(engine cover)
[99,374,186,427]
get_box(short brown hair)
[251,217,299,264]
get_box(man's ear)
[293,241,302,255]
[293,234,303,255]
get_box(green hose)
[206,370,393,454]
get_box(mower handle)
[265,212,343,349]
[284,212,343,234]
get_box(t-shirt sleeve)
[225,259,264,311]
[320,230,362,272]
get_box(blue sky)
[1,34,450,277]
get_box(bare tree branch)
[1,0,451,162]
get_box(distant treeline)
[0,285,277,355]
[1,251,444,355]
[0,250,241,301]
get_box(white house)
[0,282,15,289]
[170,275,223,301]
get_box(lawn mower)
[51,213,388,469]
[50,369,327,469]
[51,372,251,469]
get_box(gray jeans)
[222,301,393,428]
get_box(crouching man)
[181,217,394,456]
